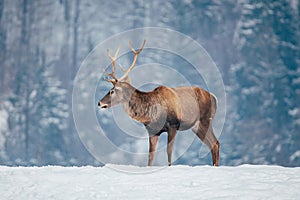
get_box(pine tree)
[31,50,69,165]
[232,0,300,165]
[7,49,69,165]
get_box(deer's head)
[98,40,146,110]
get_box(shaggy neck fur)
[123,89,154,124]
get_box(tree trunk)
[0,0,6,93]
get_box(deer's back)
[143,85,216,133]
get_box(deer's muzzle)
[98,101,108,110]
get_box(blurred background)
[0,0,299,166]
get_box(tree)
[232,0,300,165]
[31,50,69,165]
[3,0,70,165]
[0,0,6,93]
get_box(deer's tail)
[209,93,217,119]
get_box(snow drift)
[1,164,299,200]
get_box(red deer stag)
[98,40,220,166]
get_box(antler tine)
[103,70,117,83]
[119,64,127,72]
[119,40,146,82]
[129,39,146,54]
[104,47,120,83]
[106,47,120,71]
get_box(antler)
[104,47,120,84]
[103,40,146,83]
[118,40,146,82]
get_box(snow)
[1,164,299,200]
[290,151,300,162]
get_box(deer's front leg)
[148,135,159,166]
[167,128,177,166]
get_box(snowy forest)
[0,0,299,167]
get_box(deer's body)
[123,84,216,133]
[98,40,220,166]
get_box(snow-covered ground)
[1,164,299,200]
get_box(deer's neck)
[123,89,152,124]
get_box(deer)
[98,40,220,166]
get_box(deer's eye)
[110,90,115,95]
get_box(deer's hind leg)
[192,119,219,166]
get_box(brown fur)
[99,81,220,166]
